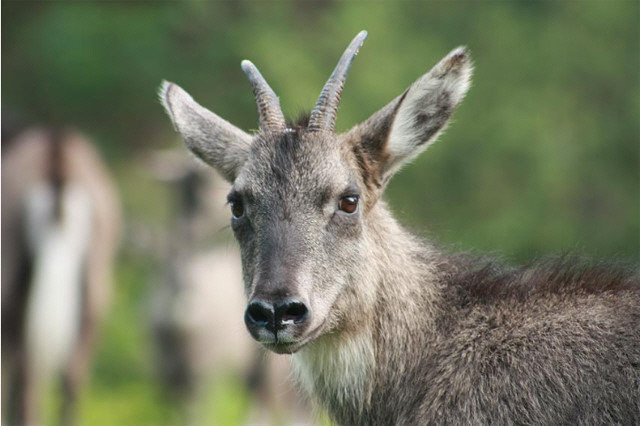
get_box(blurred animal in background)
[1,127,122,425]
[147,150,310,425]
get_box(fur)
[160,81,253,182]
[293,330,375,421]
[1,128,121,426]
[24,183,93,383]
[161,34,640,425]
[386,47,472,176]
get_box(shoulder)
[440,255,639,309]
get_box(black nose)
[245,298,309,332]
[246,300,274,329]
[275,300,308,327]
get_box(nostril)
[283,302,307,322]
[246,301,274,327]
[276,300,309,326]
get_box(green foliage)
[3,1,638,424]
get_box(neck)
[293,201,444,423]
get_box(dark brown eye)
[339,196,359,214]
[231,200,244,218]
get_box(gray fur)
[161,33,640,425]
[160,81,252,182]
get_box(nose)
[276,300,308,326]
[245,298,309,332]
[245,300,274,329]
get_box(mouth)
[258,323,324,354]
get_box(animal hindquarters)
[1,128,121,425]
[23,181,94,418]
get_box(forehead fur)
[234,128,356,200]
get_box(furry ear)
[342,47,472,185]
[159,81,253,182]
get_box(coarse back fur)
[356,251,639,425]
[160,32,639,425]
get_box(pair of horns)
[242,30,368,133]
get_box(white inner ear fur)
[386,47,472,175]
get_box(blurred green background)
[2,1,638,425]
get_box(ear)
[159,81,253,182]
[342,47,472,185]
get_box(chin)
[263,341,305,354]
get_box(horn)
[308,30,368,132]
[241,60,286,132]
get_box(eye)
[230,200,244,218]
[338,196,359,214]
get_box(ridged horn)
[308,30,368,132]
[241,60,286,133]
